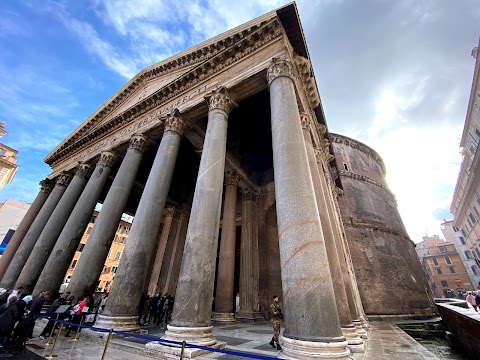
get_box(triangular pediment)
[45,2,312,168]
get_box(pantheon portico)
[0,3,432,359]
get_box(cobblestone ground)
[416,338,468,360]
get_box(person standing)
[269,295,283,350]
[27,291,50,339]
[466,292,477,311]
[475,290,480,313]
[0,295,18,347]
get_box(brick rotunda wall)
[330,133,433,315]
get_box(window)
[441,280,448,287]
[474,250,479,260]
[474,206,480,218]
[120,237,126,244]
[117,224,122,232]
[91,216,97,224]
[114,235,120,243]
[469,212,477,224]
[453,226,459,232]
[432,258,439,266]
[460,236,466,245]
[465,250,472,259]
[70,260,77,269]
[0,148,6,157]
[107,250,111,259]
[114,251,122,261]
[343,162,349,172]
[102,266,107,273]
[444,256,451,265]
[436,268,443,275]
[449,267,455,274]
[472,265,478,275]
[468,217,474,227]
[439,246,446,253]
[111,266,118,274]
[462,229,467,237]
[85,227,91,235]
[77,243,85,252]
[476,248,480,259]
[124,226,130,235]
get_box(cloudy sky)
[1,0,479,243]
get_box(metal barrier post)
[45,321,63,359]
[100,329,113,360]
[46,314,60,345]
[72,315,85,341]
[180,340,186,359]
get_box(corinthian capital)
[39,178,54,193]
[205,87,237,114]
[76,163,92,178]
[129,134,150,153]
[56,172,72,187]
[98,151,117,167]
[241,188,258,202]
[164,109,188,136]
[225,171,240,186]
[266,58,295,85]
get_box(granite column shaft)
[0,179,53,280]
[96,112,185,331]
[67,135,149,301]
[16,164,92,293]
[213,171,239,322]
[267,58,348,359]
[0,173,71,289]
[32,152,116,296]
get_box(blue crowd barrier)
[36,314,278,359]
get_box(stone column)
[0,173,71,289]
[147,207,176,296]
[237,188,262,321]
[96,111,186,331]
[267,58,349,359]
[16,164,92,293]
[213,171,239,323]
[161,206,190,296]
[304,121,363,352]
[67,135,149,301]
[0,179,53,280]
[148,88,236,357]
[32,152,117,296]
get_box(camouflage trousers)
[271,320,281,343]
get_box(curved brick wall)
[330,133,432,315]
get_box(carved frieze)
[329,166,338,181]
[98,151,118,168]
[266,58,295,85]
[205,87,237,114]
[300,112,310,129]
[164,109,188,136]
[129,134,150,153]
[56,172,72,187]
[75,163,92,178]
[225,171,240,186]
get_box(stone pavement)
[0,319,465,359]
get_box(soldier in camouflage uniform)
[269,295,282,350]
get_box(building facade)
[441,219,480,290]
[63,210,132,293]
[0,122,19,189]
[416,235,474,298]
[0,4,432,358]
[0,200,31,255]
[451,41,480,290]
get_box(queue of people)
[138,292,174,328]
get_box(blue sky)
[1,0,479,242]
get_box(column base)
[278,335,350,359]
[341,326,364,353]
[95,314,139,332]
[145,324,226,359]
[236,310,264,322]
[352,320,368,339]
[211,311,236,323]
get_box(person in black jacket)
[27,291,50,339]
[0,296,18,346]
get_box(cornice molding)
[294,54,320,109]
[339,170,397,206]
[330,133,386,175]
[46,18,283,167]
